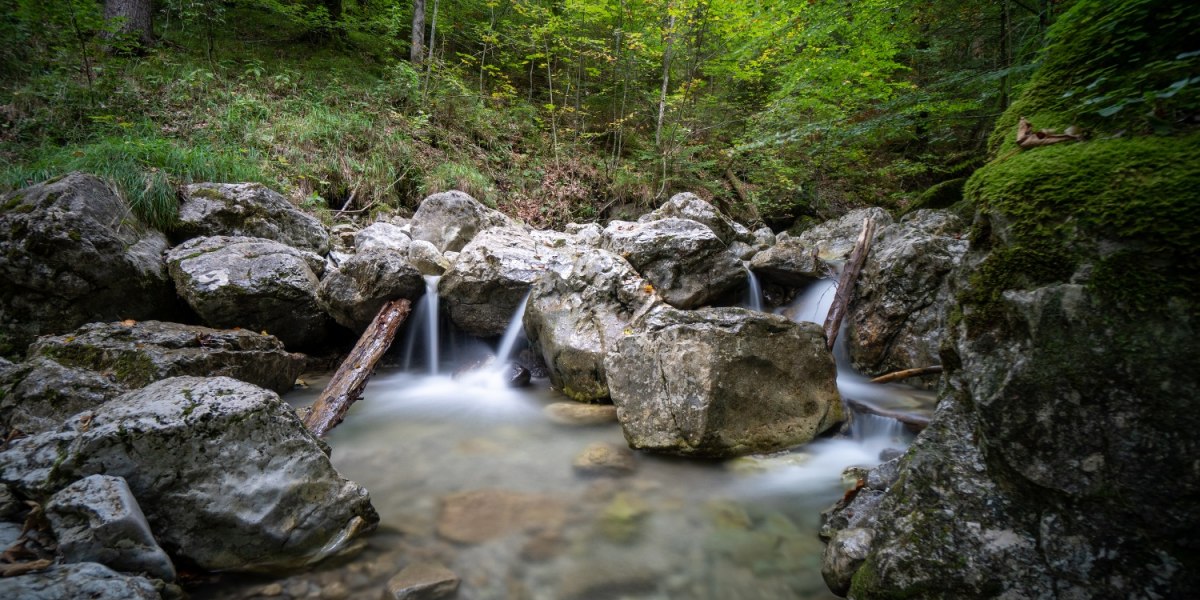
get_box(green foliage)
[424,162,496,207]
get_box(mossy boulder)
[175,183,330,254]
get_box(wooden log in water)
[845,398,929,433]
[869,365,943,385]
[304,299,412,437]
[823,217,876,350]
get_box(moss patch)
[962,132,1200,328]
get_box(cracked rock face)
[317,249,425,332]
[602,218,746,310]
[166,236,332,350]
[607,306,842,458]
[175,183,330,254]
[0,376,378,573]
[440,227,583,337]
[0,172,180,357]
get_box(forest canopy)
[1,0,1191,229]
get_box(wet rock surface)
[0,562,161,600]
[792,207,892,261]
[0,356,126,437]
[0,172,179,357]
[607,306,843,457]
[382,562,459,600]
[175,183,330,254]
[317,250,425,332]
[166,236,331,350]
[602,217,745,309]
[0,376,378,573]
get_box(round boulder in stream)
[317,249,425,333]
[0,376,378,573]
[409,190,513,252]
[607,307,843,458]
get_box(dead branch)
[869,365,943,385]
[823,218,876,350]
[1016,116,1081,149]
[304,299,412,437]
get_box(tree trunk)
[104,0,154,47]
[304,299,411,437]
[411,0,426,64]
[823,218,876,350]
[655,9,676,148]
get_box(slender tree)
[411,0,426,64]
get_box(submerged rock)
[602,218,745,309]
[0,376,378,572]
[0,562,159,600]
[572,442,636,477]
[524,249,661,402]
[543,402,618,426]
[0,172,179,357]
[26,320,304,394]
[317,250,425,332]
[846,210,966,384]
[45,474,176,582]
[175,183,330,254]
[383,562,459,600]
[607,307,842,457]
[440,227,581,337]
[409,190,512,252]
[166,236,332,350]
[436,489,566,545]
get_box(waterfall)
[401,275,443,374]
[779,278,837,325]
[495,291,531,365]
[744,265,764,312]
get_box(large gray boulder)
[846,210,967,384]
[45,474,175,582]
[440,227,582,337]
[607,307,843,457]
[317,250,425,332]
[25,320,304,394]
[792,207,893,261]
[640,192,750,246]
[353,221,411,254]
[166,236,331,350]
[0,562,159,600]
[524,249,660,402]
[1,357,125,437]
[410,191,513,252]
[0,172,179,357]
[602,218,745,309]
[175,183,330,254]
[748,236,828,287]
[0,376,378,572]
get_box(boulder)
[748,236,828,287]
[639,192,749,245]
[45,474,175,582]
[606,306,842,457]
[524,249,660,402]
[0,562,159,600]
[564,222,603,247]
[166,236,331,350]
[25,320,304,394]
[407,240,451,276]
[354,222,411,254]
[602,218,745,309]
[440,227,582,337]
[1,357,125,437]
[409,191,512,252]
[0,172,179,357]
[846,210,967,383]
[792,207,893,261]
[175,183,330,254]
[317,250,425,332]
[0,376,379,572]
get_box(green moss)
[988,0,1200,156]
[187,187,229,201]
[1,194,25,212]
[962,132,1200,327]
[39,344,159,388]
[903,177,966,215]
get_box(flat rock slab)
[383,562,459,600]
[437,489,567,545]
[543,402,618,426]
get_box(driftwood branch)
[1016,116,1081,149]
[869,365,943,385]
[823,218,876,350]
[845,398,929,433]
[304,299,412,437]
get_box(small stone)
[543,402,618,426]
[259,583,284,596]
[322,581,350,600]
[437,489,567,544]
[572,443,636,477]
[382,562,459,600]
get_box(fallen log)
[869,365,943,385]
[823,217,876,350]
[845,398,929,433]
[304,298,412,437]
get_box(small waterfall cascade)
[494,291,531,366]
[778,278,837,325]
[744,264,764,312]
[401,275,443,374]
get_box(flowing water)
[197,278,934,600]
[744,265,764,312]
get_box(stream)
[195,279,934,600]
